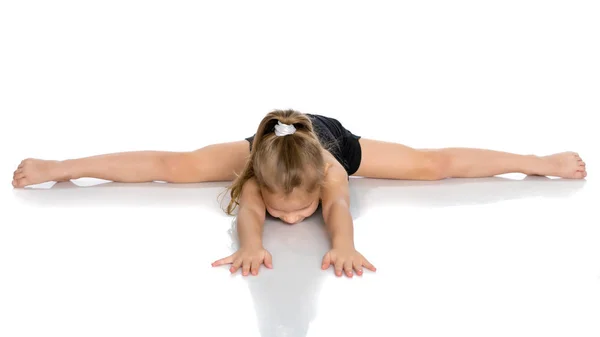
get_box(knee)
[420,150,451,180]
[160,152,204,183]
[159,153,186,182]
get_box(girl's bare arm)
[320,166,376,277]
[234,178,267,249]
[320,166,354,248]
[212,178,271,276]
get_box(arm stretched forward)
[212,178,273,276]
[320,166,376,277]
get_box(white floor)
[1,173,598,337]
[2,1,599,336]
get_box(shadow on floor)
[11,175,587,337]
[12,175,586,213]
[348,175,586,218]
[226,214,330,337]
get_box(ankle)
[522,154,543,175]
[58,160,77,180]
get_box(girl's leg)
[353,138,587,180]
[12,141,251,188]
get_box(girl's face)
[261,187,320,225]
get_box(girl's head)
[225,109,326,224]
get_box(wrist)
[332,235,355,249]
[240,236,263,250]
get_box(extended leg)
[353,138,587,180]
[12,141,251,187]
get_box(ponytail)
[221,109,325,215]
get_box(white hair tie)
[274,121,296,136]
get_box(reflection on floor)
[4,175,598,337]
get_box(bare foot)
[537,152,587,179]
[12,159,70,188]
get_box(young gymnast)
[11,109,587,278]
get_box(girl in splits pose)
[11,109,587,278]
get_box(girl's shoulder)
[241,176,260,191]
[237,177,267,210]
[322,150,349,181]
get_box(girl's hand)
[321,246,376,277]
[211,246,273,276]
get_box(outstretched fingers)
[362,258,377,272]
[212,250,273,276]
[230,259,243,274]
[334,261,344,277]
[321,252,332,270]
[242,260,251,276]
[344,261,354,277]
[250,260,260,275]
[211,254,235,268]
[353,261,363,276]
[264,251,273,269]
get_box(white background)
[1,1,599,337]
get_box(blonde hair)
[222,109,326,215]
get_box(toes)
[13,171,25,181]
[14,178,29,188]
[19,158,34,167]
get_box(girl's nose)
[283,215,302,224]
